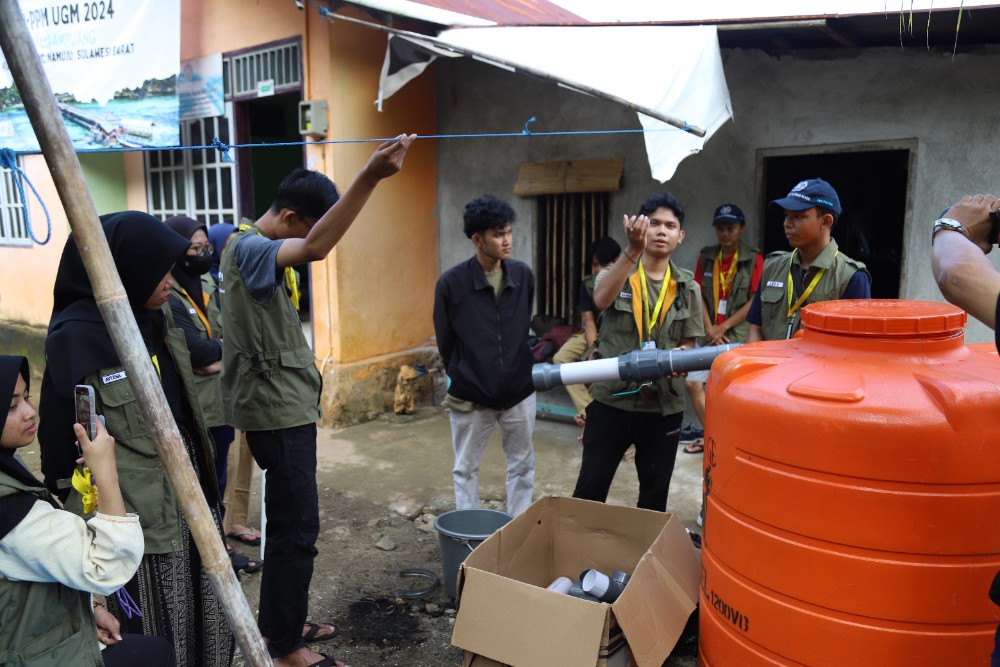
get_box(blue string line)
[0,148,52,245]
[11,124,673,158]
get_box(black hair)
[638,191,685,226]
[463,194,516,239]
[590,236,621,266]
[815,206,840,226]
[270,168,340,221]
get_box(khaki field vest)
[0,469,103,667]
[757,239,868,341]
[219,225,322,431]
[592,261,702,416]
[698,241,759,344]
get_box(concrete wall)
[0,153,140,327]
[435,44,1000,342]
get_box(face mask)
[181,251,213,275]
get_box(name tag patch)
[101,371,127,385]
[766,280,784,288]
[619,291,632,299]
[188,308,197,314]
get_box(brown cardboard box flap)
[453,568,608,667]
[611,514,701,667]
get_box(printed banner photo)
[0,0,181,152]
[179,53,224,121]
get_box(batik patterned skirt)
[106,429,235,667]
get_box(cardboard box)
[451,496,700,667]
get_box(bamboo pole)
[0,6,271,666]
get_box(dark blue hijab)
[207,222,236,283]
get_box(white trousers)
[450,393,536,516]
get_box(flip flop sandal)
[231,554,264,574]
[303,621,340,643]
[227,530,262,546]
[683,440,704,454]
[307,655,345,667]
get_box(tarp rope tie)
[522,116,536,136]
[211,136,235,164]
[0,147,51,245]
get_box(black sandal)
[303,621,340,643]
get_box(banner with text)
[0,0,180,152]
[179,53,224,121]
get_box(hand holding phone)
[75,384,98,441]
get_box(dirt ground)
[225,406,702,667]
[19,402,702,666]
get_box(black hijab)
[38,211,190,499]
[163,215,208,316]
[0,355,55,540]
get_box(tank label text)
[710,589,750,633]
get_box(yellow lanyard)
[71,466,98,514]
[712,248,739,315]
[239,223,301,310]
[179,286,213,338]
[784,249,836,338]
[637,260,671,338]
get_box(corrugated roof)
[380,0,588,25]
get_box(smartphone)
[74,384,98,440]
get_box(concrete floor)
[315,404,705,534]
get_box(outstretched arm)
[276,134,416,268]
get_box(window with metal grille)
[536,192,610,325]
[0,159,29,247]
[145,113,237,226]
[226,40,302,100]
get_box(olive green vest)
[219,224,322,431]
[591,261,703,416]
[62,305,218,554]
[0,469,103,667]
[169,275,225,427]
[697,241,759,343]
[758,239,869,341]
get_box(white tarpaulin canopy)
[378,25,732,181]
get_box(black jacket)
[433,256,535,410]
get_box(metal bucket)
[434,508,512,598]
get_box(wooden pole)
[0,6,271,666]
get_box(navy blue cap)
[771,178,842,216]
[712,204,745,225]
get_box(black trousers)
[102,633,176,667]
[572,401,683,512]
[246,423,320,658]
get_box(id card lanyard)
[179,286,213,337]
[785,249,834,339]
[713,247,739,320]
[638,260,671,349]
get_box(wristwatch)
[931,217,969,244]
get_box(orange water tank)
[699,300,1000,666]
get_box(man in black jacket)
[433,194,536,516]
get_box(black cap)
[712,204,745,225]
[771,178,842,215]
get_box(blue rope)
[10,122,682,159]
[211,136,236,164]
[0,148,51,245]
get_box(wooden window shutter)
[513,158,624,197]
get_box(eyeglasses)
[189,243,214,254]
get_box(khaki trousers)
[223,430,257,532]
[552,332,593,414]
